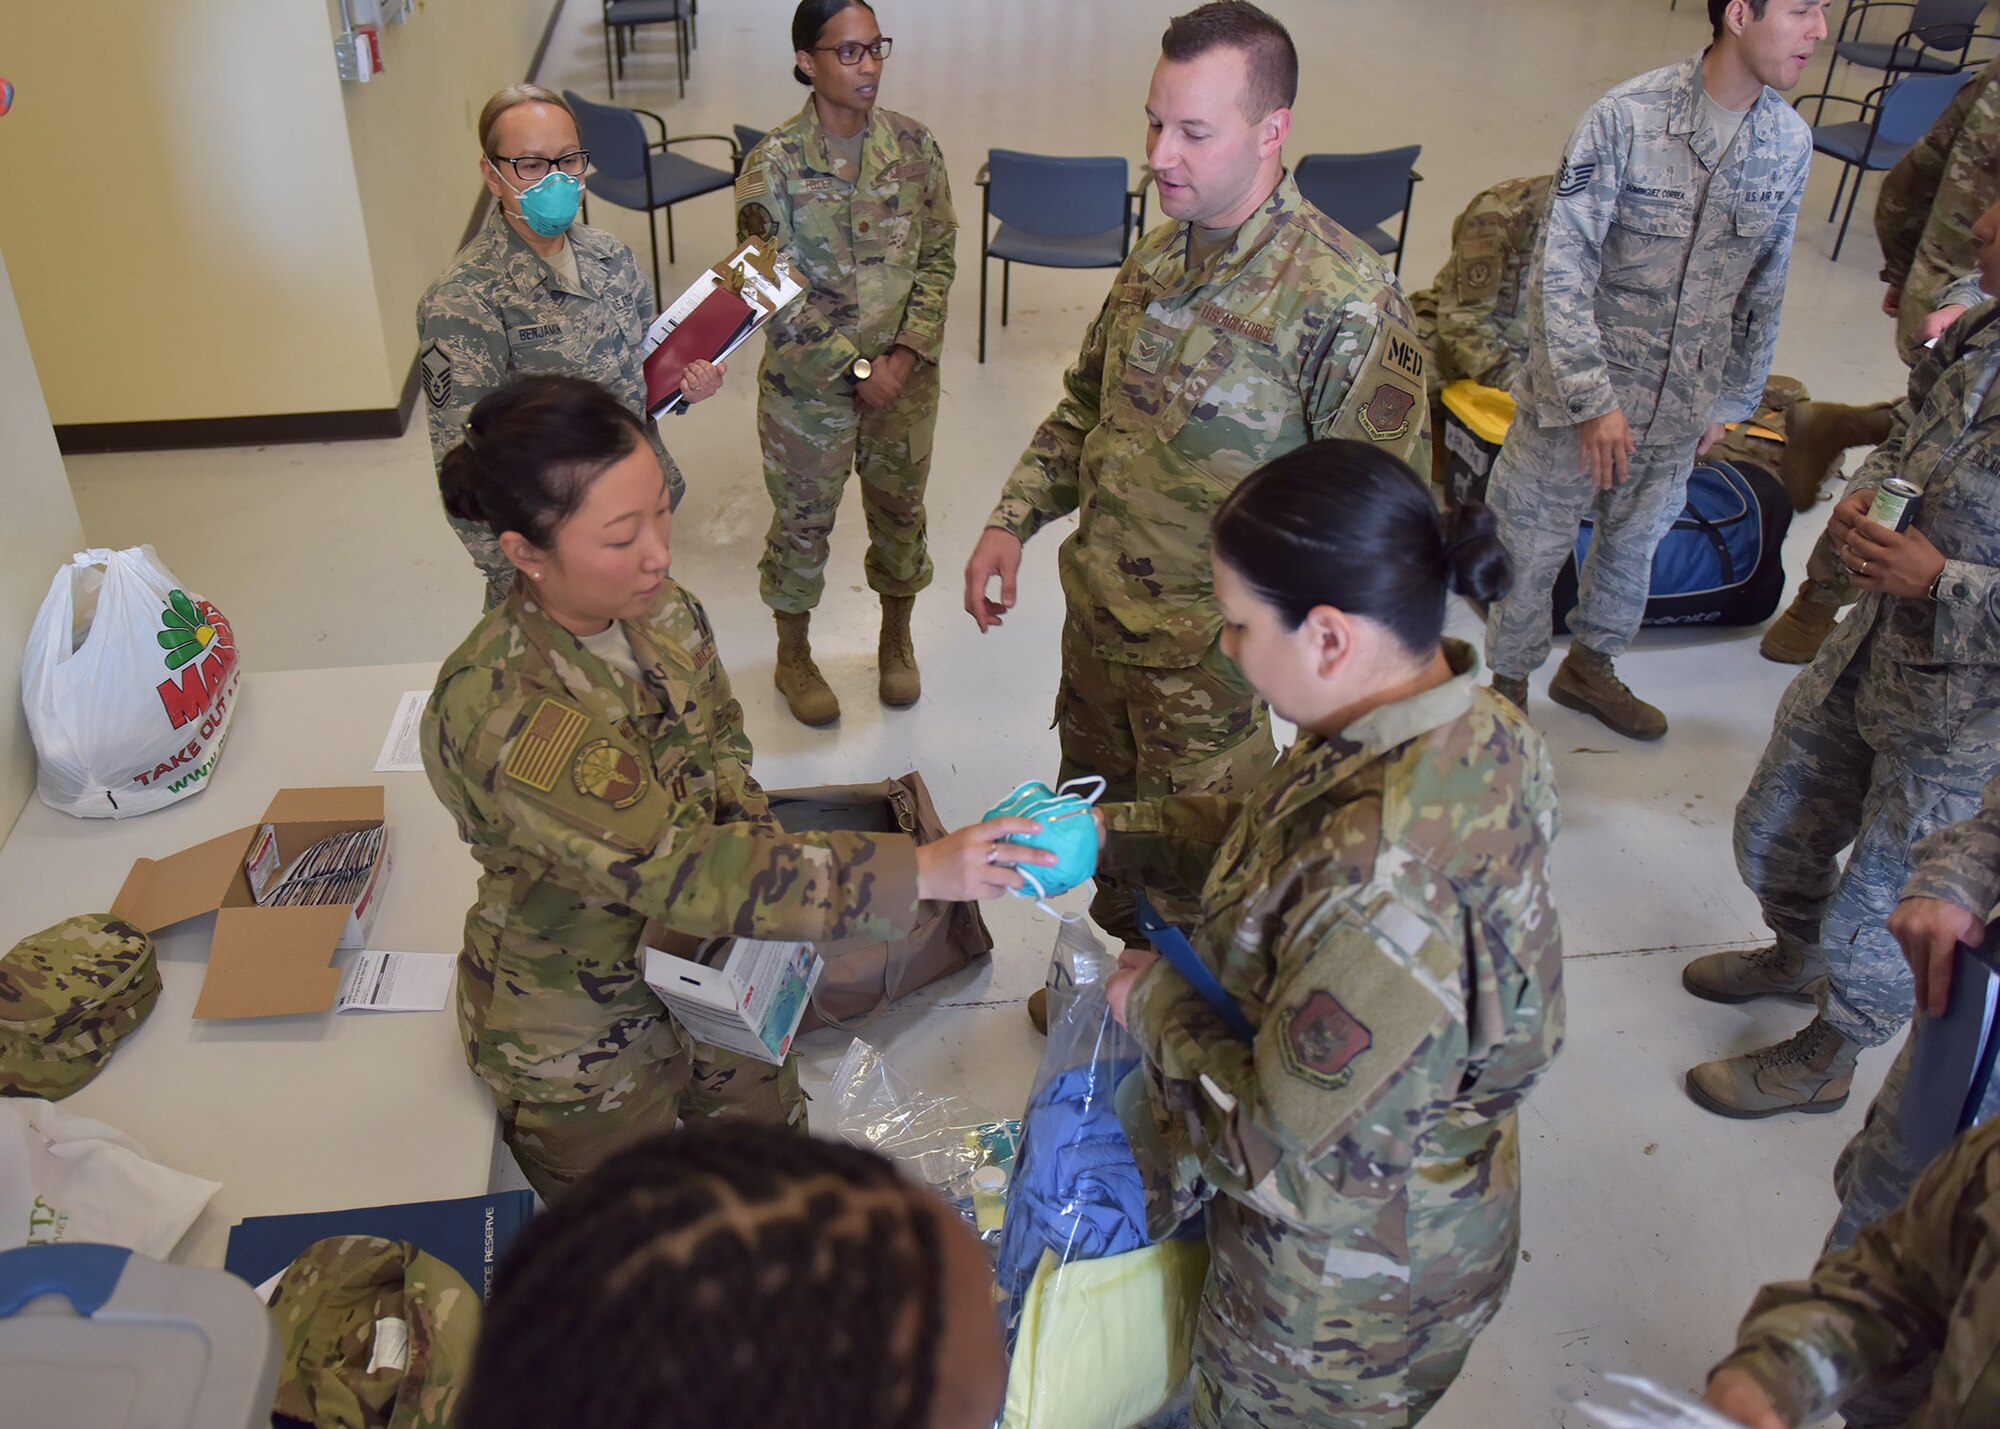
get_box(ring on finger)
[986,849,999,866]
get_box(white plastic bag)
[21,545,240,818]
[0,1098,221,1259]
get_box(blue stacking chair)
[565,90,739,305]
[978,151,1148,364]
[1293,147,1423,274]
[1812,69,1976,258]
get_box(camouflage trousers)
[1057,625,1275,943]
[1734,652,1986,1047]
[1483,418,1701,677]
[495,1045,805,1203]
[1191,1115,1520,1428]
[1819,958,2000,1429]
[452,431,685,611]
[757,358,937,614]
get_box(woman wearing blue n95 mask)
[1097,439,1566,1428]
[419,85,727,610]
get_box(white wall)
[0,251,86,836]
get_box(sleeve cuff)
[892,330,940,365]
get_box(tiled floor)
[63,1,1927,1422]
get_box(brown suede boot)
[1681,943,1822,1004]
[773,611,840,727]
[1491,675,1529,712]
[1547,644,1666,740]
[1759,585,1842,664]
[1684,1017,1861,1118]
[1778,400,1897,512]
[1027,987,1049,1035]
[878,596,921,707]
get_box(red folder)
[644,287,757,416]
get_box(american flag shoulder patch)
[503,698,589,793]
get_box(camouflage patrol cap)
[0,914,159,1101]
[269,1235,479,1429]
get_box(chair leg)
[648,215,662,309]
[1833,172,1862,261]
[979,253,989,364]
[1002,261,1011,327]
[676,22,687,98]
[1829,164,1850,222]
[604,24,615,97]
[666,206,676,266]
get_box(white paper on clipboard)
[639,238,806,416]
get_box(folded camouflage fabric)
[0,913,158,1100]
[270,1235,479,1429]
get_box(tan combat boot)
[1759,585,1842,664]
[1027,987,1049,1035]
[1491,675,1529,712]
[1684,1017,1861,1118]
[878,596,921,707]
[1681,943,1822,1004]
[1547,643,1666,740]
[1778,400,1897,512]
[773,611,840,727]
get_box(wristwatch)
[851,356,873,381]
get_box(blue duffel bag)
[1552,458,1793,633]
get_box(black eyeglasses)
[491,149,590,183]
[811,37,893,65]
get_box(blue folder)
[223,1189,536,1304]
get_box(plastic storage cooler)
[0,1243,278,1428]
[1438,378,1517,508]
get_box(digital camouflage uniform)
[1485,55,1810,678]
[734,98,955,614]
[0,914,158,1101]
[988,172,1430,938]
[422,580,923,1199]
[1103,643,1566,1428]
[268,1235,477,1429]
[1711,1115,2000,1429]
[1409,174,1551,397]
[417,209,683,609]
[1736,305,2000,1056]
[1879,56,2000,367]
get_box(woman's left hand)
[680,359,727,405]
[1841,516,1946,600]
[1106,949,1159,1028]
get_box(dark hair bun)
[1441,502,1514,606]
[438,441,488,525]
[793,64,811,84]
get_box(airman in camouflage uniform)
[422,578,929,1199]
[735,91,955,722]
[1880,57,2000,366]
[418,209,684,609]
[1484,50,1814,739]
[1686,303,2000,1124]
[1409,174,1551,397]
[1105,642,1565,1428]
[1705,1116,2000,1429]
[984,169,1428,938]
[269,1234,478,1429]
[0,914,158,1101]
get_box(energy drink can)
[1868,477,1921,533]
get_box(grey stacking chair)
[1293,147,1423,274]
[976,150,1147,364]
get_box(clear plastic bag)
[993,918,1207,1429]
[825,1037,1020,1242]
[1570,1374,1745,1429]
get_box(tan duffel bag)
[765,772,996,1031]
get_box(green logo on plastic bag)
[156,589,219,670]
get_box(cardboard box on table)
[108,787,391,1019]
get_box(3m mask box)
[641,928,821,1066]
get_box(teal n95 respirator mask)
[495,167,583,238]
[981,776,1105,920]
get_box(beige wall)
[0,0,556,428]
[0,251,86,836]
[337,0,562,407]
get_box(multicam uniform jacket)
[987,173,1430,669]
[421,582,920,1108]
[1411,174,1552,395]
